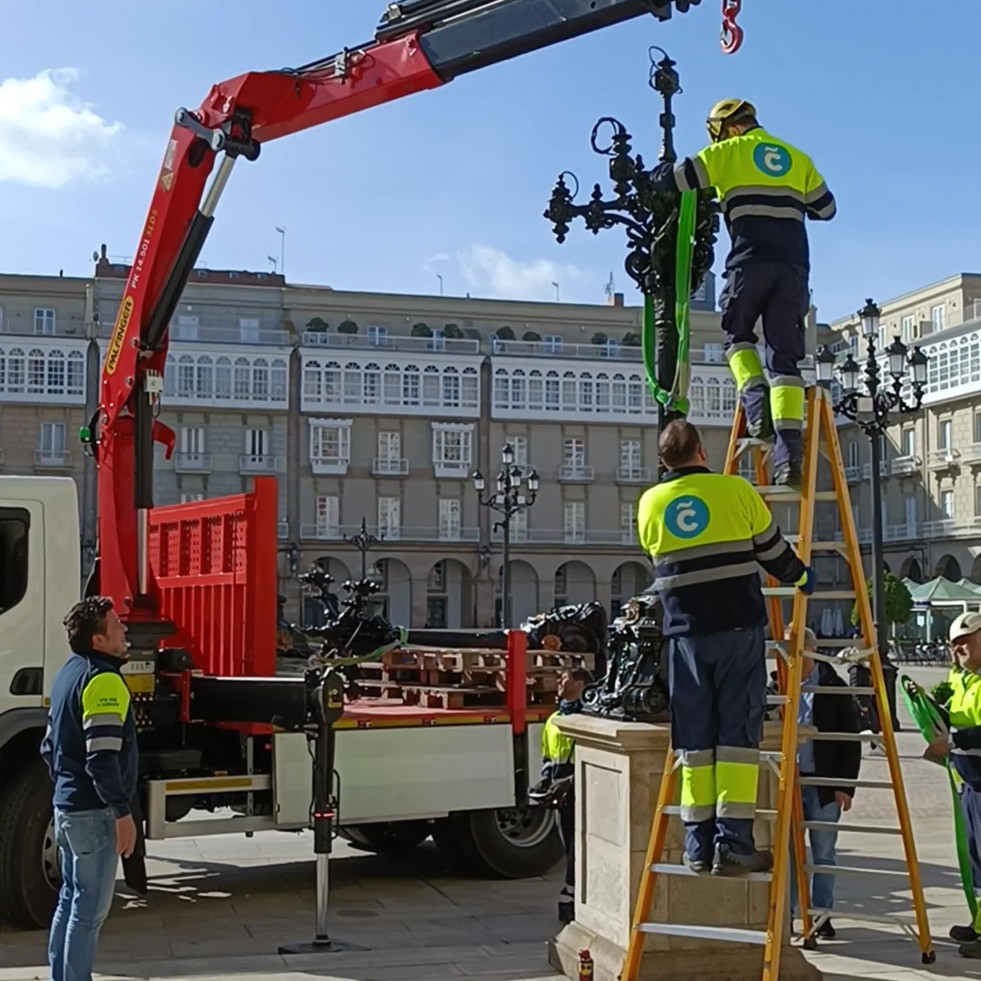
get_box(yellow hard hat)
[707,98,757,143]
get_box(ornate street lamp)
[814,298,929,664]
[473,444,539,628]
[343,516,382,581]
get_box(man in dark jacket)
[786,627,861,938]
[41,597,137,981]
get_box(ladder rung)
[785,536,847,550]
[638,923,767,945]
[806,650,872,668]
[801,686,876,695]
[650,863,772,883]
[803,863,909,878]
[803,731,881,742]
[806,907,915,928]
[761,588,855,599]
[766,694,789,705]
[756,487,838,501]
[800,776,893,789]
[802,821,902,836]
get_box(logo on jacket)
[753,143,792,177]
[665,496,710,539]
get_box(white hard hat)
[950,611,981,643]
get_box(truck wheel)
[436,806,562,879]
[340,822,431,855]
[0,760,59,928]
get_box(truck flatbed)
[336,698,555,730]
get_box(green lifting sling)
[641,189,697,415]
[901,675,978,926]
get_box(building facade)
[826,273,981,587]
[1,256,824,629]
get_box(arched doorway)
[375,558,411,627]
[971,555,981,585]
[302,557,352,627]
[426,559,473,628]
[555,561,596,606]
[497,560,539,627]
[935,554,963,581]
[900,557,924,583]
[612,561,651,615]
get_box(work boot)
[711,843,774,877]
[772,460,803,488]
[951,924,978,943]
[960,939,981,958]
[816,919,836,940]
[682,852,710,875]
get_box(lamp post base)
[278,938,367,954]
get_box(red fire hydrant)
[578,948,594,981]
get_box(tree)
[337,319,358,334]
[305,316,329,333]
[411,322,432,337]
[495,325,515,340]
[522,330,542,342]
[591,332,608,346]
[442,323,464,339]
[850,571,913,629]
[622,332,641,347]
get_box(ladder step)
[756,487,838,501]
[806,907,916,928]
[801,686,876,695]
[802,821,902,836]
[638,923,767,945]
[785,536,847,550]
[766,694,789,705]
[805,649,873,667]
[800,776,893,789]
[650,862,772,883]
[761,588,855,599]
[803,863,909,878]
[802,731,881,742]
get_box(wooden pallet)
[401,685,508,710]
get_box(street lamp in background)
[344,516,383,581]
[815,298,928,722]
[473,444,539,628]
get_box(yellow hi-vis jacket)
[637,466,807,637]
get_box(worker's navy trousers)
[668,625,767,861]
[720,262,809,469]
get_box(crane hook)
[721,0,744,55]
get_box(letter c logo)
[666,496,710,540]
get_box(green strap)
[641,189,697,415]
[902,677,977,920]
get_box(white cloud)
[454,244,593,302]
[0,68,124,189]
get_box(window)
[179,426,206,467]
[378,497,401,540]
[310,420,351,474]
[377,431,402,472]
[316,495,339,538]
[564,501,585,544]
[176,314,199,341]
[939,419,952,450]
[239,317,260,343]
[931,304,946,332]
[430,329,445,352]
[976,484,981,518]
[941,489,955,519]
[506,436,528,467]
[902,428,915,457]
[67,351,84,396]
[703,343,724,363]
[901,315,915,342]
[180,493,204,503]
[620,502,637,544]
[367,325,387,346]
[438,498,461,541]
[564,438,586,468]
[0,508,30,614]
[510,509,528,542]
[604,337,620,358]
[905,496,917,530]
[244,428,267,464]
[39,422,66,463]
[34,309,55,335]
[432,424,472,477]
[975,413,981,445]
[847,441,859,469]
[620,439,642,477]
[738,454,755,480]
[543,335,563,354]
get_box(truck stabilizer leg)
[279,669,366,955]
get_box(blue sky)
[0,1,978,322]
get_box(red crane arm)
[94,0,698,621]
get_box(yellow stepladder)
[621,385,934,981]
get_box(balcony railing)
[301,331,480,355]
[862,460,889,480]
[616,466,651,484]
[890,455,920,476]
[298,523,480,543]
[310,456,350,475]
[35,449,71,468]
[174,452,213,473]
[239,454,283,473]
[98,321,291,346]
[372,457,409,476]
[433,460,471,479]
[492,338,643,361]
[929,449,960,470]
[278,520,289,540]
[844,464,862,483]
[923,518,969,538]
[559,465,595,483]
[959,444,981,466]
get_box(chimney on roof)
[613,292,624,307]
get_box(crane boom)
[94,0,701,620]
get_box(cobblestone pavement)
[2,665,980,981]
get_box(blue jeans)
[791,785,840,914]
[48,808,118,981]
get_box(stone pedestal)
[548,715,820,981]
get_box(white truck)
[0,476,560,929]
